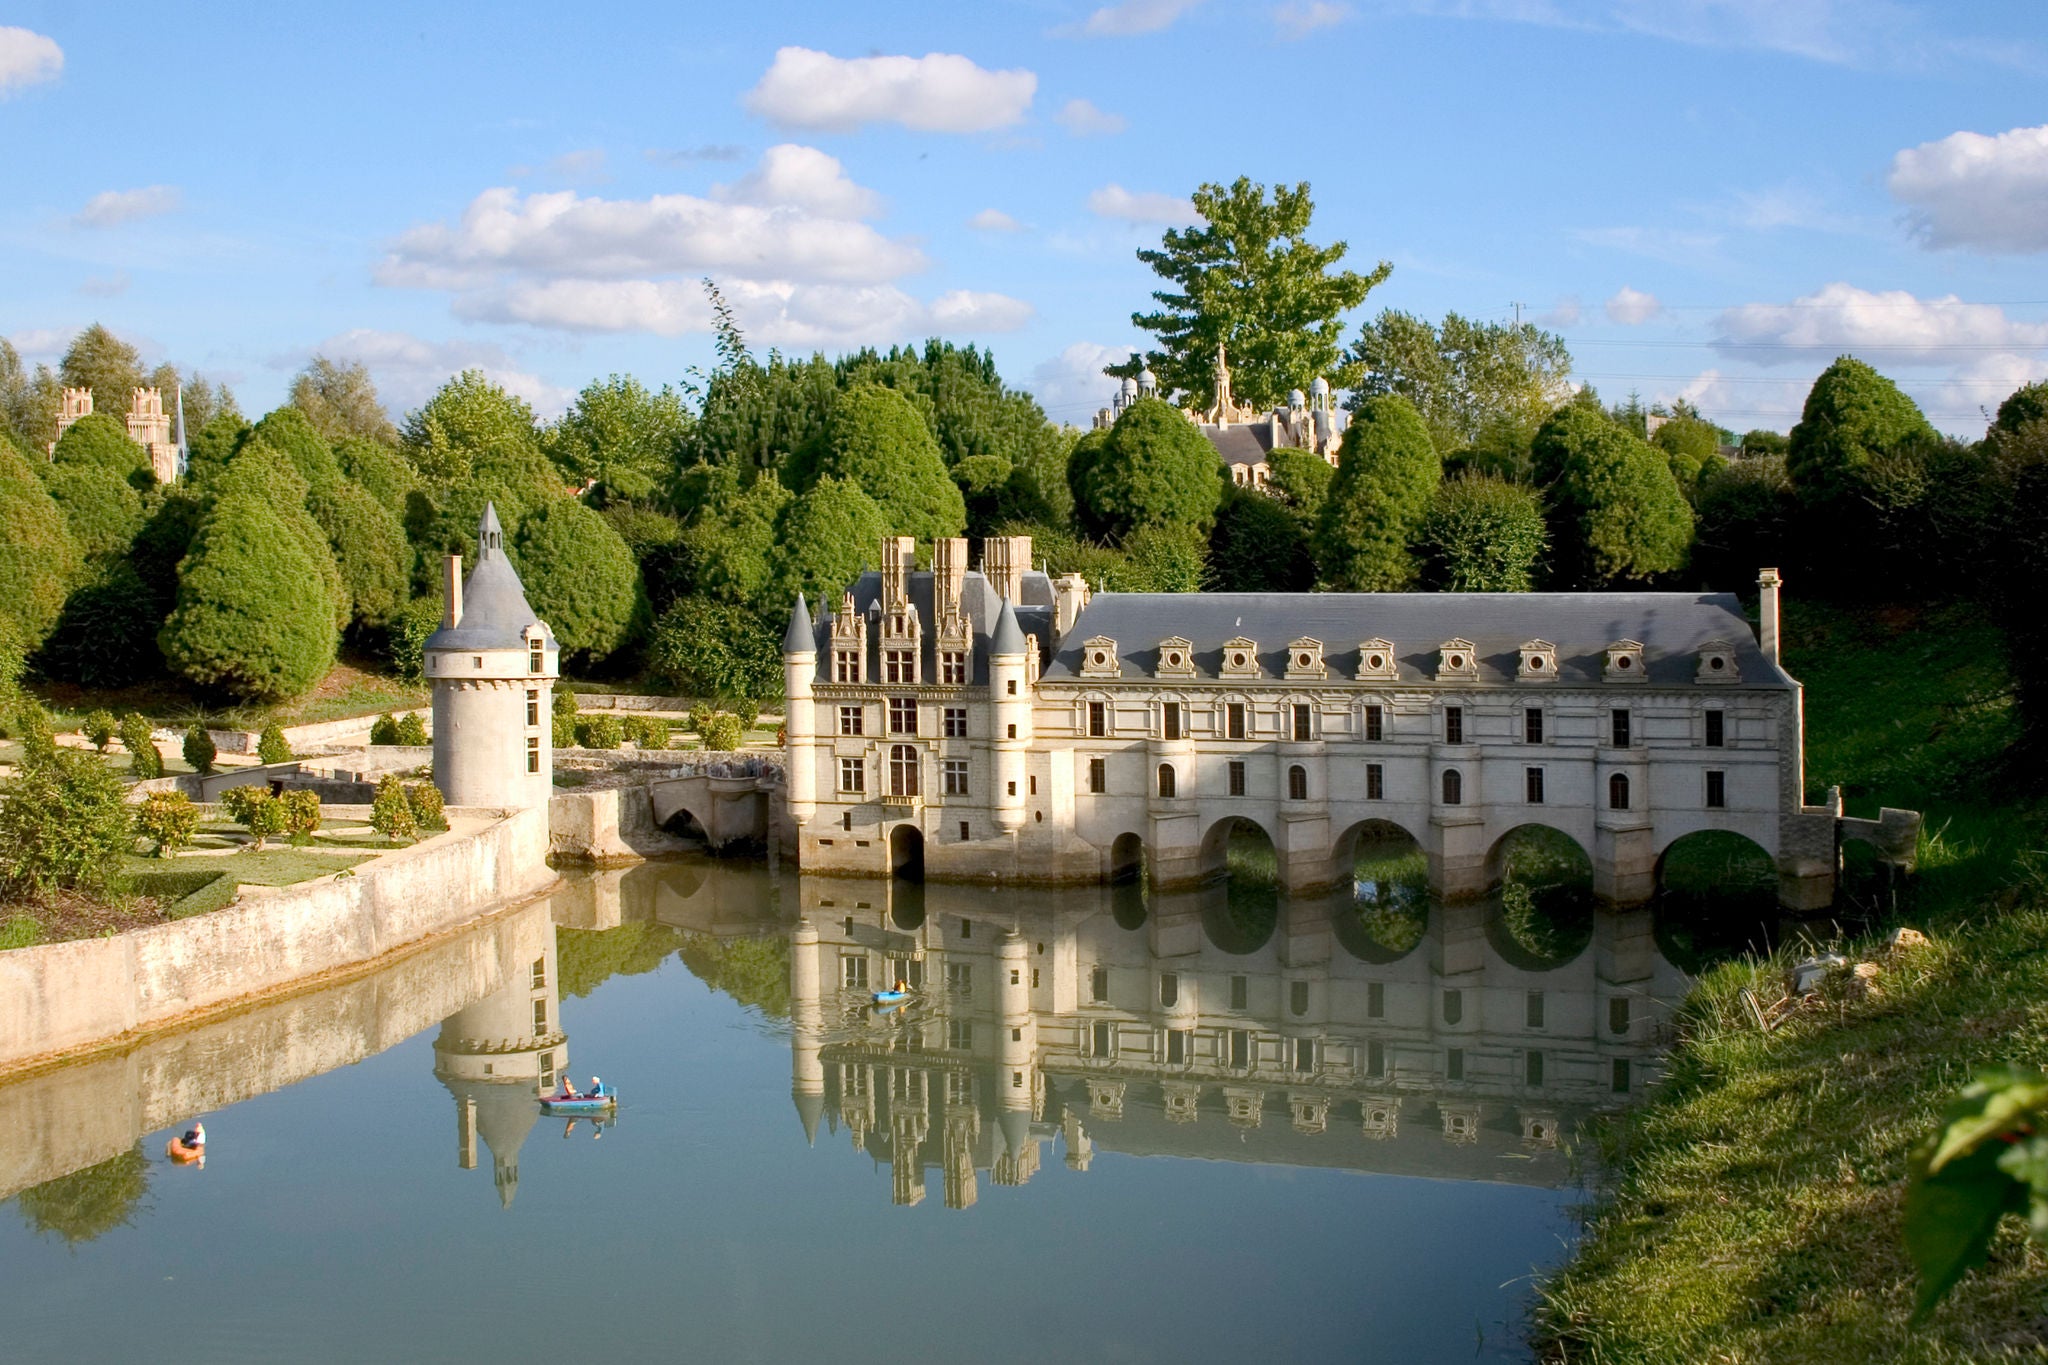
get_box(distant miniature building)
[1095,345,1348,489]
[50,385,184,483]
[424,504,560,810]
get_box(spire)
[478,503,505,559]
[794,1091,824,1146]
[989,597,1026,657]
[783,593,816,655]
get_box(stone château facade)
[1094,345,1347,489]
[784,537,1909,910]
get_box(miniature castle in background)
[1095,344,1348,490]
[52,386,184,484]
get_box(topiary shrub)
[220,786,286,849]
[630,716,672,750]
[552,710,576,750]
[83,710,117,752]
[136,791,199,857]
[182,723,217,775]
[687,703,714,737]
[279,789,322,843]
[727,697,760,730]
[394,712,428,746]
[119,713,162,778]
[509,498,645,667]
[369,714,400,745]
[257,723,293,765]
[575,714,622,750]
[404,782,446,831]
[158,493,338,703]
[370,773,417,843]
[699,713,743,751]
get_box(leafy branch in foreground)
[1904,1064,2048,1321]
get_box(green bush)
[50,411,151,486]
[136,791,199,857]
[370,773,416,843]
[576,714,623,750]
[256,723,293,765]
[1414,473,1548,591]
[119,713,162,778]
[0,451,84,653]
[36,562,166,689]
[699,712,743,751]
[220,786,285,847]
[630,715,672,750]
[182,723,217,775]
[368,713,400,746]
[387,593,444,682]
[552,711,576,749]
[1070,397,1223,542]
[158,493,339,703]
[727,698,760,730]
[805,381,966,539]
[82,710,117,752]
[510,498,645,666]
[0,747,133,894]
[394,712,428,746]
[308,480,409,631]
[44,462,147,560]
[1315,393,1441,590]
[404,782,446,831]
[279,788,321,840]
[647,598,783,702]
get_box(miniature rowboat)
[541,1092,616,1115]
[871,988,913,1006]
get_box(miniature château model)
[52,385,185,484]
[1094,344,1348,490]
[424,504,560,810]
[783,541,1917,911]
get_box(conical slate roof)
[424,503,558,652]
[783,593,816,654]
[988,597,1026,656]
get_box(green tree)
[43,462,145,560]
[763,476,887,613]
[58,325,144,409]
[1691,455,1797,590]
[386,594,444,682]
[288,356,399,446]
[185,410,249,479]
[605,503,690,610]
[648,598,783,701]
[1110,178,1390,408]
[1315,394,1441,590]
[1265,448,1333,522]
[307,480,409,631]
[511,498,646,666]
[248,405,343,493]
[1070,398,1224,542]
[15,1145,149,1245]
[50,411,151,488]
[36,562,165,688]
[1652,415,1723,491]
[0,744,132,895]
[159,495,338,703]
[0,450,83,652]
[130,487,206,614]
[1740,428,1790,458]
[333,437,415,514]
[281,788,323,840]
[1102,524,1208,592]
[804,382,965,540]
[257,724,292,765]
[394,712,428,746]
[368,714,400,746]
[82,710,117,751]
[544,374,690,506]
[221,786,284,848]
[136,791,198,856]
[1414,474,1548,591]
[207,443,350,630]
[1532,404,1695,587]
[370,773,417,843]
[182,723,216,774]
[1987,385,2048,771]
[404,782,445,831]
[1347,310,1573,460]
[676,469,791,607]
[400,369,548,487]
[1787,356,1939,507]
[119,713,162,778]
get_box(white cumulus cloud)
[1276,1,1353,39]
[713,144,882,219]
[743,47,1035,133]
[1087,183,1202,225]
[968,208,1025,233]
[1713,283,2048,365]
[1053,97,1127,136]
[312,329,574,417]
[1027,341,1139,421]
[1888,123,2048,254]
[73,185,183,228]
[1605,286,1662,325]
[0,26,62,96]
[1067,0,1202,37]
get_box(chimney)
[932,537,967,621]
[1054,572,1091,636]
[880,536,916,609]
[443,553,464,629]
[982,534,1031,604]
[1757,567,1781,662]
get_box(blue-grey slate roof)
[423,504,558,652]
[802,567,1055,684]
[1043,591,1789,688]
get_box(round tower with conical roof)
[424,504,560,810]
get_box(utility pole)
[1511,301,1525,326]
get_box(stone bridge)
[548,758,787,865]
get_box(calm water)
[0,860,1689,1364]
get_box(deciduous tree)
[1532,404,1694,586]
[1315,394,1440,590]
[288,356,399,446]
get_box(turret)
[994,931,1039,1185]
[789,919,825,1145]
[783,594,818,821]
[989,599,1031,833]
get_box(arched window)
[1157,763,1176,798]
[1609,772,1630,810]
[1441,768,1463,805]
[1287,764,1308,801]
[889,744,919,797]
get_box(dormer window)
[1357,638,1397,681]
[1694,639,1740,684]
[1285,637,1325,680]
[1220,636,1261,679]
[1080,636,1121,679]
[1155,636,1196,678]
[1518,639,1557,681]
[1437,639,1479,682]
[1604,640,1648,682]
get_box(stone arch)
[660,806,709,842]
[1199,815,1279,883]
[889,824,925,881]
[1109,832,1146,884]
[1654,829,1776,903]
[1484,824,1595,968]
[1483,823,1594,890]
[1199,817,1280,954]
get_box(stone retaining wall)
[0,804,555,1076]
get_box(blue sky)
[4,0,2045,434]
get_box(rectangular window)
[1526,990,1545,1029]
[838,705,864,736]
[1524,707,1543,744]
[942,707,967,738]
[1366,1039,1386,1077]
[883,649,915,684]
[1610,996,1631,1035]
[958,820,969,841]
[1526,767,1545,804]
[942,759,969,796]
[1228,760,1246,796]
[1166,1030,1188,1065]
[1090,966,1109,1002]
[1163,701,1181,740]
[834,650,860,683]
[1706,769,1727,809]
[1525,1051,1545,1087]
[940,651,967,685]
[1367,981,1384,1018]
[1028,775,1037,795]
[1229,1029,1251,1069]
[1230,974,1248,1010]
[527,737,540,773]
[529,649,543,674]
[1088,701,1106,737]
[841,811,852,831]
[1159,972,1178,1007]
[1444,706,1463,745]
[1446,1048,1465,1082]
[1088,757,1106,794]
[1292,703,1312,742]
[888,698,917,734]
[1612,709,1632,748]
[1227,702,1246,740]
[841,955,868,989]
[946,962,972,995]
[1705,708,1725,748]
[838,758,865,794]
[526,690,539,727]
[1091,1020,1114,1058]
[948,1020,973,1051]
[533,998,547,1033]
[1612,1058,1632,1093]
[1364,705,1384,742]
[1366,763,1384,800]
[1006,680,1017,696]
[1294,1038,1315,1073]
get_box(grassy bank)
[1534,600,2048,1362]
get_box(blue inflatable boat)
[871,988,913,1006]
[540,1092,616,1115]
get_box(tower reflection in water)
[780,871,1689,1211]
